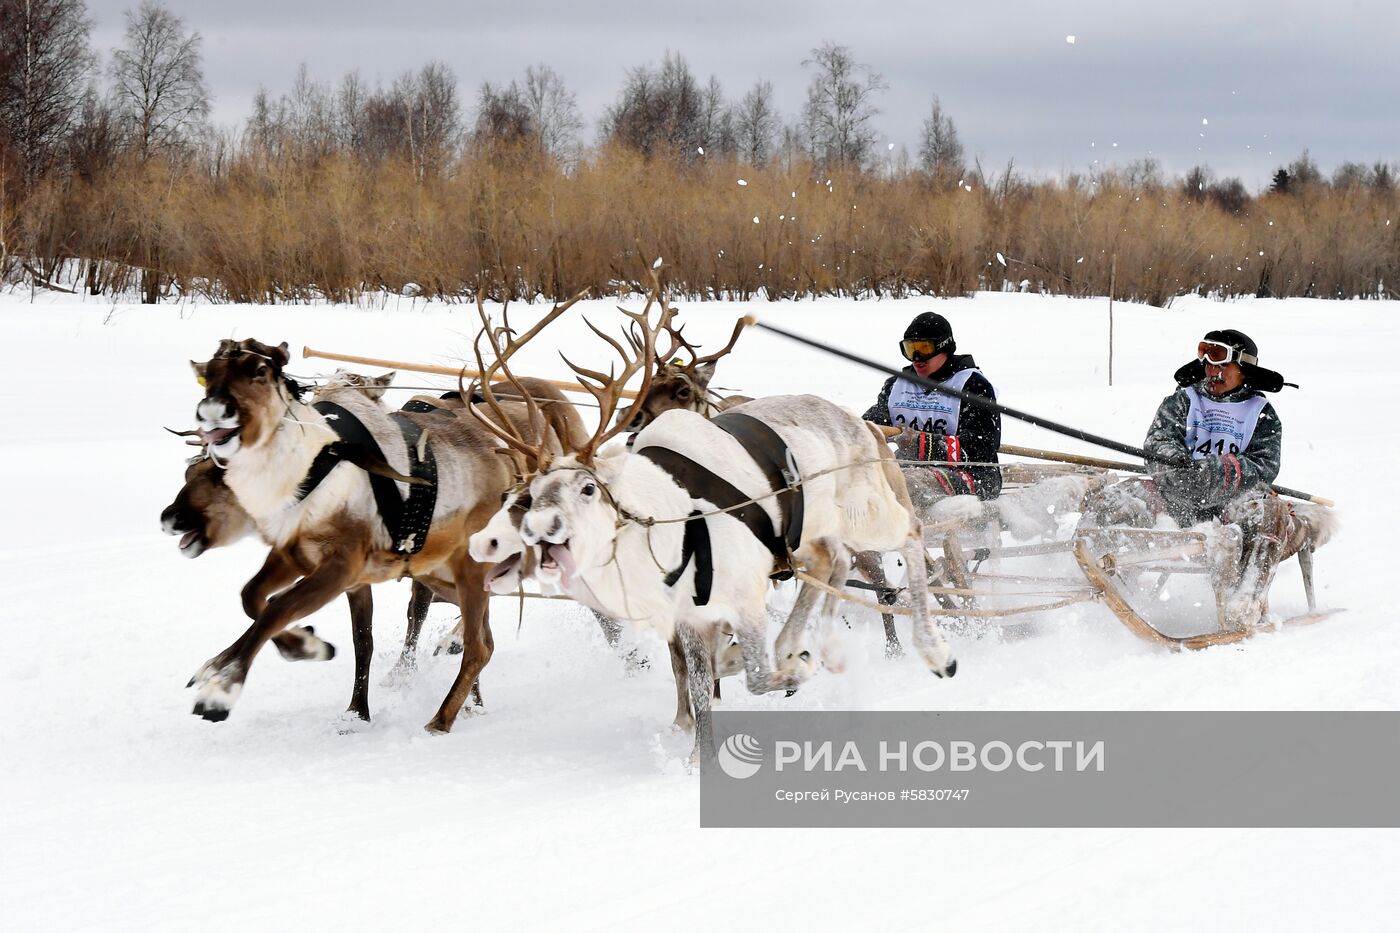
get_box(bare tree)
[287,62,337,159]
[522,64,581,163]
[473,79,533,149]
[601,51,707,161]
[111,0,209,159]
[917,94,964,182]
[1331,161,1370,189]
[245,85,287,155]
[733,79,777,166]
[411,61,462,172]
[0,0,94,187]
[799,42,886,168]
[1183,164,1212,201]
[335,69,368,153]
[66,82,119,181]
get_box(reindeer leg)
[190,552,365,722]
[240,549,335,662]
[425,561,492,733]
[853,549,903,658]
[1225,491,1293,629]
[668,635,695,733]
[345,585,373,720]
[902,531,956,678]
[383,581,435,687]
[1298,544,1317,612]
[774,542,834,680]
[736,609,803,697]
[678,622,717,768]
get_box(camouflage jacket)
[1144,381,1282,525]
[863,355,1003,500]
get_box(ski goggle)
[1198,340,1257,366]
[900,339,947,362]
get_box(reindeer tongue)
[483,553,521,591]
[547,543,577,589]
[201,427,238,446]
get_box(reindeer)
[165,371,494,719]
[466,279,957,764]
[185,306,584,731]
[617,316,751,431]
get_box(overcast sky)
[85,0,1399,189]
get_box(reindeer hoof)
[273,626,336,662]
[433,633,465,656]
[933,658,958,679]
[192,701,230,722]
[785,689,798,698]
[189,661,244,720]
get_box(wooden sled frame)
[841,507,1339,655]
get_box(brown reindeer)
[164,371,490,720]
[186,309,584,731]
[616,316,752,431]
[162,450,489,719]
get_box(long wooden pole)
[301,345,640,400]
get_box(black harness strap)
[300,401,438,556]
[637,445,791,600]
[387,412,438,555]
[711,411,805,556]
[399,398,458,416]
[637,446,788,560]
[659,509,713,606]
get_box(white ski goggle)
[1198,339,1258,367]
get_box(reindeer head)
[518,450,629,591]
[616,360,717,431]
[160,456,257,558]
[323,368,396,400]
[192,338,295,458]
[614,314,746,431]
[469,484,537,594]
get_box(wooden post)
[1108,253,1117,386]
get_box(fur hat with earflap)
[1173,328,1294,392]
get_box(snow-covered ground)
[2,286,1396,931]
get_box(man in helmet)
[863,311,1002,510]
[1081,329,1299,626]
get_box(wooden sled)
[1071,530,1343,651]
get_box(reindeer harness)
[293,401,440,556]
[635,412,805,606]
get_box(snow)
[2,287,1398,930]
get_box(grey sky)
[86,0,1399,189]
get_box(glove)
[894,428,950,463]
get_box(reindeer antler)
[563,265,677,463]
[464,287,589,475]
[660,311,747,370]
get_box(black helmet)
[1174,328,1292,392]
[903,312,956,356]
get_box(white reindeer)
[467,284,957,764]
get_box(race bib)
[887,369,982,436]
[1184,387,1267,460]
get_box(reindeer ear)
[191,360,208,387]
[272,342,291,367]
[693,361,716,388]
[364,371,395,401]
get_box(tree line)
[2,0,1397,304]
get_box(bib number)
[895,415,948,434]
[1195,439,1240,457]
